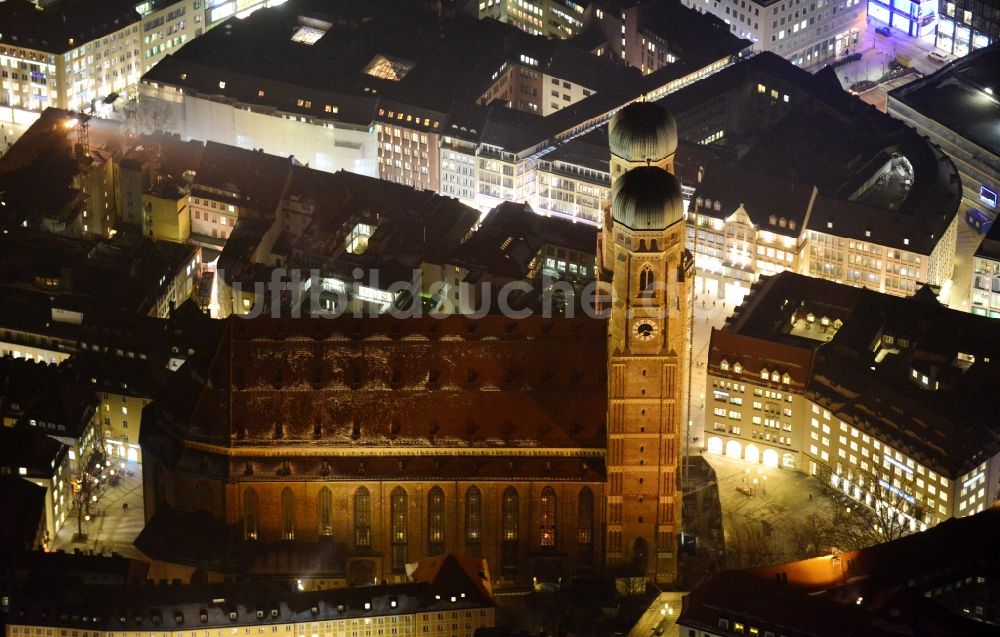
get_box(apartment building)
[682,0,865,65]
[706,272,1000,535]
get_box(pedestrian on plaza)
[809,493,813,502]
[122,502,128,513]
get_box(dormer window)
[760,368,769,380]
[720,360,730,371]
[769,215,776,225]
[782,373,791,384]
[733,362,743,374]
[771,371,780,382]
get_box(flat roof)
[889,43,1000,157]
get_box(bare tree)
[787,511,838,559]
[725,512,776,569]
[825,464,916,550]
[70,423,111,542]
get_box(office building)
[680,0,866,66]
[706,271,1000,534]
[0,0,203,115]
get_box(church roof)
[142,314,609,482]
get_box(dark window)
[243,488,258,540]
[391,487,408,571]
[639,266,655,295]
[318,487,332,537]
[501,487,519,573]
[578,487,594,570]
[195,481,212,513]
[281,488,295,540]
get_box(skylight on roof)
[363,54,415,82]
[291,25,326,45]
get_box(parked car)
[928,50,949,63]
[875,25,892,36]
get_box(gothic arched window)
[540,487,557,547]
[243,488,258,541]
[391,487,408,571]
[281,487,295,541]
[639,265,655,296]
[578,487,594,570]
[501,487,519,573]
[354,487,371,549]
[318,487,333,537]
[465,486,483,556]
[428,486,445,556]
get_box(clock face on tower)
[632,319,659,341]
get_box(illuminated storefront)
[935,1,995,55]
[868,0,937,37]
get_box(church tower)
[600,101,692,585]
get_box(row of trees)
[727,467,916,569]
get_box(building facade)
[681,0,866,66]
[705,272,1000,537]
[935,0,996,56]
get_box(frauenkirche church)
[138,101,692,589]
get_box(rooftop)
[710,271,1000,476]
[679,504,1000,636]
[140,313,608,478]
[7,554,492,630]
[889,43,1000,157]
[0,0,144,55]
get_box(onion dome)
[611,166,684,231]
[609,101,678,163]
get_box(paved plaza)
[52,462,145,559]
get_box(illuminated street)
[628,593,685,637]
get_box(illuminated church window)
[540,487,557,547]
[355,487,371,548]
[428,487,445,555]
[465,486,483,556]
